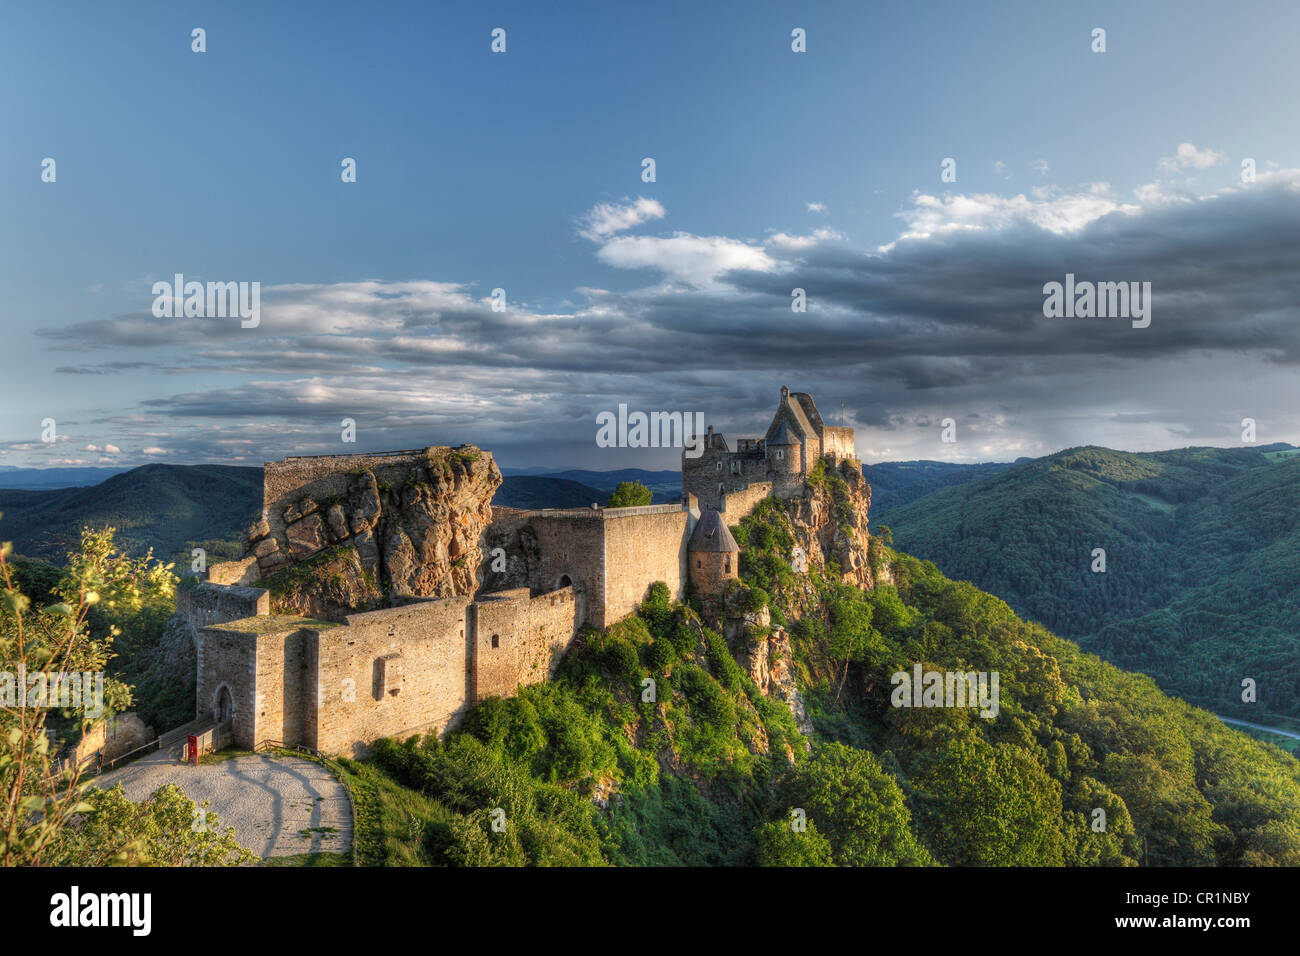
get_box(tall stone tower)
[688,510,740,597]
[765,422,802,497]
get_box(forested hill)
[0,464,263,566]
[346,478,1300,867]
[0,464,650,566]
[879,445,1300,723]
[861,458,1020,513]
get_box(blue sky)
[4,0,1300,470]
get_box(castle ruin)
[177,387,859,757]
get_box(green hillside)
[491,476,608,509]
[861,459,1019,513]
[0,467,617,568]
[0,464,263,566]
[340,493,1300,867]
[880,446,1300,722]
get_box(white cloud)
[1030,158,1050,177]
[806,202,826,213]
[577,196,666,241]
[142,446,166,455]
[1158,143,1227,173]
[993,161,1010,179]
[765,228,846,252]
[104,443,120,454]
[890,182,1139,245]
[595,233,776,287]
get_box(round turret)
[688,511,740,596]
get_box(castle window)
[725,558,731,572]
[717,483,724,495]
[776,450,784,461]
[374,654,404,699]
[730,461,740,475]
[491,634,500,649]
[696,559,701,568]
[716,461,723,472]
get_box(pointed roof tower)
[688,510,740,553]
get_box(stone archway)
[554,573,573,590]
[214,684,234,724]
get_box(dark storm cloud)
[28,172,1300,466]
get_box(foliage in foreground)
[0,523,175,866]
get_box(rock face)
[722,584,814,748]
[244,445,502,619]
[789,458,876,589]
[266,546,384,620]
[748,625,813,740]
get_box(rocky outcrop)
[789,458,875,589]
[722,583,814,748]
[751,626,813,740]
[263,545,384,620]
[244,445,502,618]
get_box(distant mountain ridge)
[492,475,609,509]
[0,465,130,490]
[0,465,666,564]
[501,467,681,502]
[0,464,263,566]
[862,458,1024,514]
[880,444,1300,722]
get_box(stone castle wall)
[311,598,472,757]
[822,425,855,461]
[68,713,152,767]
[253,623,311,748]
[189,579,584,757]
[483,504,688,629]
[470,586,581,703]
[719,482,773,522]
[600,507,688,627]
[206,556,259,586]
[196,621,259,747]
[179,582,269,632]
[527,511,605,602]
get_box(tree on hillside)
[783,742,933,866]
[607,481,652,508]
[0,523,174,866]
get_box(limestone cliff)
[789,457,877,589]
[721,588,814,747]
[246,445,501,619]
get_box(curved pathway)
[91,750,353,861]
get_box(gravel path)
[92,750,353,861]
